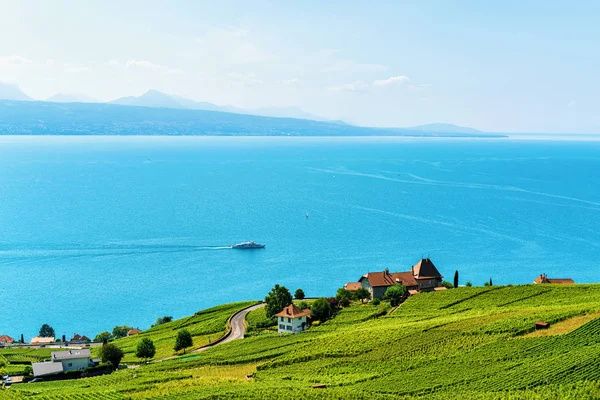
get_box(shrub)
[336,288,353,307]
[311,297,332,322]
[384,284,407,306]
[298,301,310,310]
[441,280,454,289]
[152,316,173,327]
[371,298,381,306]
[466,281,473,287]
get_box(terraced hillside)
[5,285,600,399]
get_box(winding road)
[195,302,265,352]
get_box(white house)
[275,304,311,334]
[32,349,92,377]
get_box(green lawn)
[6,285,600,399]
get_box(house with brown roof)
[275,304,311,334]
[533,274,574,285]
[358,258,444,299]
[127,328,143,336]
[344,282,363,291]
[0,335,14,344]
[69,334,91,343]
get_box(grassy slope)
[98,301,257,363]
[7,285,600,399]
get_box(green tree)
[453,270,459,288]
[20,334,24,344]
[94,331,111,343]
[490,278,493,286]
[466,281,473,287]
[111,325,132,340]
[441,280,454,289]
[152,316,173,327]
[99,343,124,370]
[384,283,407,307]
[294,288,305,300]
[371,298,381,306]
[335,287,352,307]
[484,281,490,287]
[39,324,55,338]
[22,365,33,378]
[136,338,156,362]
[355,288,371,303]
[310,297,332,322]
[298,301,310,310]
[174,329,193,354]
[264,284,293,318]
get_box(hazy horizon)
[1,0,599,133]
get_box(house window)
[280,317,283,322]
[286,325,292,331]
[68,363,72,367]
[288,318,291,323]
[279,324,285,330]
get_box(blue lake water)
[1,136,599,340]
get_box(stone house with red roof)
[533,274,574,285]
[357,258,444,300]
[275,304,311,334]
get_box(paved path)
[195,302,265,352]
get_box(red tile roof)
[344,282,363,291]
[360,270,418,288]
[274,304,311,319]
[0,335,14,343]
[534,274,574,284]
[127,328,142,336]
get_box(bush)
[371,298,381,306]
[383,284,407,306]
[298,301,310,310]
[335,288,353,307]
[152,316,173,327]
[311,297,332,322]
[466,281,473,287]
[441,280,454,289]
[94,331,111,344]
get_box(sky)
[0,0,599,133]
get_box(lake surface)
[1,136,599,339]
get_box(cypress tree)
[453,270,459,288]
[489,277,493,286]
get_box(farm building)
[534,274,574,285]
[32,349,93,377]
[357,258,444,299]
[127,328,143,336]
[275,304,311,334]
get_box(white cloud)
[63,63,89,73]
[373,75,410,87]
[125,59,184,75]
[327,81,368,93]
[0,55,32,65]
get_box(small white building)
[32,349,92,377]
[275,304,311,334]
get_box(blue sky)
[0,0,598,133]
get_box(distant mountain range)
[0,83,494,136]
[110,89,337,122]
[46,93,97,103]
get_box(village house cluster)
[345,258,446,299]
